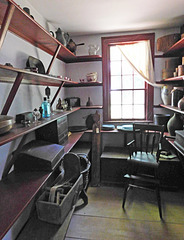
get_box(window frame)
[102,33,155,122]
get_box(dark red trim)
[51,81,65,106]
[102,33,155,121]
[1,72,23,115]
[0,2,15,49]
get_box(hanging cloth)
[118,40,159,87]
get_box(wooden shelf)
[160,104,184,114]
[0,170,52,240]
[163,37,184,57]
[0,108,80,147]
[64,82,103,87]
[0,1,102,64]
[67,55,102,63]
[0,130,84,240]
[0,0,77,63]
[156,75,184,86]
[0,64,78,87]
[80,105,103,109]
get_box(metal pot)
[0,115,14,135]
[66,39,84,54]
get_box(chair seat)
[128,152,159,168]
[124,174,160,185]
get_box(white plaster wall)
[67,27,180,117]
[0,0,181,179]
[0,1,66,179]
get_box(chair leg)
[156,186,163,220]
[122,183,130,209]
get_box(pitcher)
[88,45,100,55]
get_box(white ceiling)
[27,0,184,36]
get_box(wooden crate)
[36,174,83,225]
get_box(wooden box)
[36,116,68,145]
[174,130,184,154]
[14,140,64,171]
[36,174,83,225]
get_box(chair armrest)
[127,139,135,158]
[127,139,135,147]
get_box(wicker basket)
[157,34,180,52]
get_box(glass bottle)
[41,97,51,118]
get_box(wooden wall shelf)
[0,130,84,240]
[0,0,76,63]
[163,37,184,57]
[0,108,80,147]
[160,104,184,114]
[67,55,102,63]
[64,82,103,87]
[156,75,184,86]
[0,64,78,87]
[80,105,103,109]
[0,1,102,64]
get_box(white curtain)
[118,40,157,87]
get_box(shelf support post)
[51,81,65,107]
[91,111,101,186]
[1,72,24,115]
[0,2,15,50]
[46,44,61,74]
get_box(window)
[102,33,155,122]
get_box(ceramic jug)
[161,85,172,105]
[55,28,67,46]
[88,45,100,55]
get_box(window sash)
[102,33,154,122]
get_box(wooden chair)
[122,123,165,219]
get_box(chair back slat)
[145,132,149,153]
[151,133,156,154]
[132,123,164,161]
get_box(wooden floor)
[65,186,184,240]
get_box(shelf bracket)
[1,72,24,115]
[0,2,15,50]
[2,134,28,179]
[51,81,65,107]
[46,44,61,74]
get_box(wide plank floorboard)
[66,186,184,240]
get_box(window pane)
[111,91,121,104]
[133,105,145,118]
[110,46,122,61]
[134,90,145,104]
[122,75,133,89]
[134,73,145,89]
[111,76,121,89]
[122,90,133,104]
[122,105,133,118]
[110,61,121,75]
[122,61,133,75]
[111,105,121,119]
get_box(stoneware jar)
[171,87,184,107]
[167,113,183,136]
[178,96,184,110]
[161,85,172,105]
